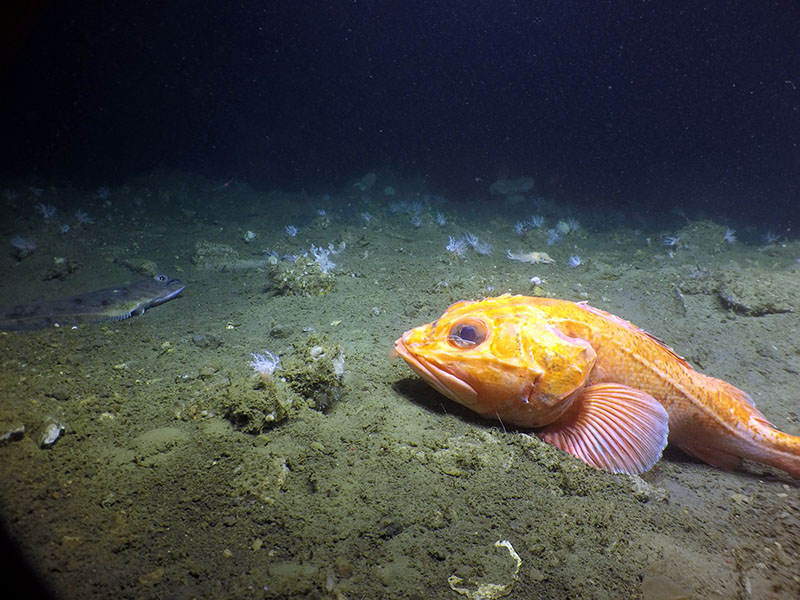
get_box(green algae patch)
[222,335,345,433]
[268,255,335,296]
[281,335,345,411]
[221,376,292,434]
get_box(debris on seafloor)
[641,574,690,600]
[448,539,522,600]
[0,425,25,447]
[506,249,555,264]
[38,420,65,449]
[191,241,241,270]
[678,268,795,316]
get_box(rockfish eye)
[448,319,488,348]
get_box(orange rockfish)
[394,294,800,477]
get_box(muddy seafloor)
[0,173,799,600]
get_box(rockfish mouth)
[394,333,479,407]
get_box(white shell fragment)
[39,421,65,449]
[448,539,522,600]
[0,425,25,447]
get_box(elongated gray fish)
[0,274,185,331]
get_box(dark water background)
[1,1,799,226]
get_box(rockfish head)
[394,295,596,428]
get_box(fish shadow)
[660,446,790,481]
[392,377,518,430]
[394,380,793,481]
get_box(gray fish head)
[151,273,185,305]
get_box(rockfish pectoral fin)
[537,383,669,475]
